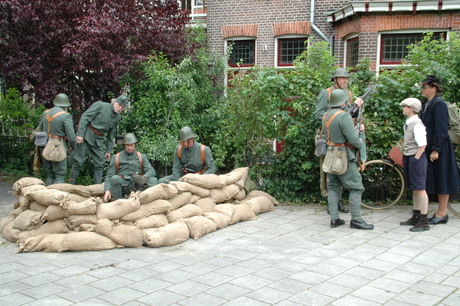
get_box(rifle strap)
[323,110,345,145]
[177,144,206,166]
[115,151,143,175]
[45,109,67,137]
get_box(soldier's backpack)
[447,102,460,145]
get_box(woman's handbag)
[321,110,348,175]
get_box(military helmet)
[178,126,197,142]
[53,93,70,107]
[329,89,349,107]
[330,68,350,81]
[122,133,138,145]
[116,95,128,107]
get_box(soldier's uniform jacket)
[76,101,121,153]
[171,141,215,181]
[322,108,362,161]
[39,106,76,150]
[315,86,354,121]
[104,150,156,191]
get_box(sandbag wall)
[0,167,278,253]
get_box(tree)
[0,0,196,112]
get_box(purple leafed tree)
[0,0,194,113]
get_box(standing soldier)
[69,95,128,184]
[103,133,158,202]
[323,89,373,230]
[158,126,215,183]
[37,93,77,185]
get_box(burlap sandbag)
[47,183,91,198]
[245,196,274,215]
[222,167,248,186]
[29,189,70,207]
[245,190,279,206]
[96,219,143,248]
[21,184,47,201]
[61,197,101,215]
[233,188,246,201]
[65,215,98,230]
[168,192,192,211]
[76,224,96,232]
[134,214,169,229]
[190,194,201,204]
[203,212,231,229]
[166,204,203,223]
[13,210,44,231]
[42,204,70,221]
[68,193,89,203]
[87,184,105,196]
[29,201,48,213]
[10,206,26,218]
[143,220,189,247]
[209,184,240,204]
[194,197,216,212]
[121,199,171,222]
[13,177,45,193]
[2,220,21,242]
[213,204,235,218]
[17,194,30,209]
[0,215,14,232]
[184,216,217,239]
[18,232,117,253]
[179,173,226,189]
[97,194,140,220]
[138,183,178,204]
[17,219,69,243]
[231,203,257,224]
[170,181,209,198]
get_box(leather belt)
[88,124,104,136]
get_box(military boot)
[400,210,420,226]
[410,214,430,232]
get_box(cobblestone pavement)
[0,181,459,305]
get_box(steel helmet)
[330,68,350,81]
[122,133,138,145]
[53,93,70,107]
[116,95,128,106]
[329,89,349,107]
[178,126,197,142]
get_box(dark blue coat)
[420,94,459,195]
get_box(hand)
[76,136,84,144]
[105,152,111,161]
[430,151,439,162]
[354,97,364,107]
[359,124,365,132]
[359,162,366,172]
[103,190,111,202]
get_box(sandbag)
[245,190,279,206]
[233,188,246,201]
[0,215,14,232]
[65,215,98,230]
[17,194,30,209]
[194,197,216,212]
[231,204,257,224]
[134,214,169,229]
[29,189,70,207]
[138,183,178,204]
[168,192,192,211]
[61,197,101,215]
[143,220,189,247]
[166,204,203,223]
[245,196,274,215]
[213,204,235,218]
[29,201,47,213]
[97,194,140,220]
[203,212,231,229]
[209,184,240,203]
[68,193,89,203]
[170,181,210,198]
[121,199,171,222]
[87,184,105,196]
[2,221,21,242]
[222,167,248,186]
[10,206,26,218]
[184,216,217,239]
[179,173,226,189]
[96,219,143,248]
[190,194,201,204]
[13,177,45,193]
[13,210,44,231]
[17,220,69,243]
[76,224,96,232]
[20,185,47,201]
[42,205,70,221]
[47,183,91,198]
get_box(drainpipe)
[310,0,329,42]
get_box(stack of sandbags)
[0,167,277,253]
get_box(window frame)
[345,36,359,69]
[226,38,256,68]
[275,36,308,68]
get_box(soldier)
[158,126,215,183]
[103,133,158,202]
[69,95,128,184]
[323,89,373,230]
[37,93,77,185]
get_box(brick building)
[181,0,460,72]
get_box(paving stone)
[205,283,251,300]
[57,285,106,302]
[98,287,145,304]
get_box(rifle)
[354,85,376,169]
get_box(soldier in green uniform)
[69,95,128,184]
[103,133,158,202]
[37,93,77,185]
[158,126,216,184]
[323,89,373,230]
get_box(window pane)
[346,37,359,68]
[229,40,255,66]
[278,38,306,66]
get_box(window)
[346,37,359,68]
[179,1,202,10]
[228,40,255,67]
[380,32,445,65]
[277,38,307,67]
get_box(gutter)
[311,0,330,42]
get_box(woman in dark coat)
[420,75,459,224]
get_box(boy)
[399,98,429,231]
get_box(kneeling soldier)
[103,133,158,202]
